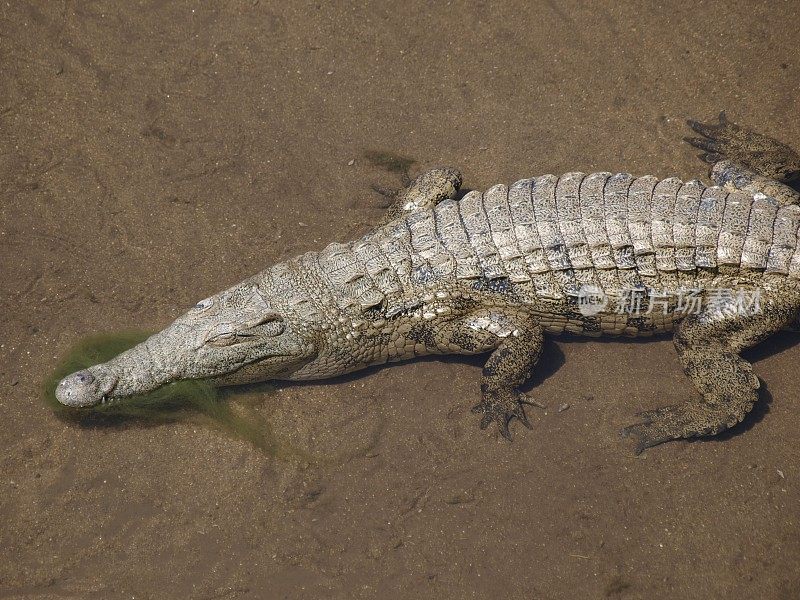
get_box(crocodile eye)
[260,316,286,337]
[206,331,238,347]
[194,298,214,311]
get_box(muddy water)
[2,1,799,598]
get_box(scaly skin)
[56,116,800,452]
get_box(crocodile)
[55,114,800,453]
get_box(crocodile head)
[55,278,316,407]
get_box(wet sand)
[2,1,800,598]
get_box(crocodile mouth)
[207,351,311,386]
[55,368,119,408]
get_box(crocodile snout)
[56,369,118,407]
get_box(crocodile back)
[417,173,800,299]
[301,173,800,320]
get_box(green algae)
[44,331,296,458]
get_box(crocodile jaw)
[56,367,119,407]
[54,278,317,408]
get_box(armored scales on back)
[56,114,800,453]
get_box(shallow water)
[44,332,294,457]
[3,1,800,598]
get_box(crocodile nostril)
[75,371,94,385]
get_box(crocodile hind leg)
[685,112,800,206]
[431,308,545,440]
[685,111,800,183]
[623,286,799,454]
[709,159,800,207]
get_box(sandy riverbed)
[2,1,799,598]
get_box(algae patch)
[44,331,285,456]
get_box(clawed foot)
[471,390,544,441]
[622,400,744,455]
[622,405,690,455]
[684,111,742,164]
[684,111,800,182]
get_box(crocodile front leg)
[377,167,462,226]
[623,286,799,454]
[434,308,545,440]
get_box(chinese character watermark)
[576,285,761,317]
